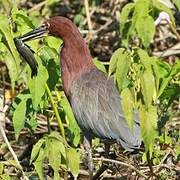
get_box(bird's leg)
[84,134,93,179]
[92,143,110,180]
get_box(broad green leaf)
[28,60,49,110]
[30,139,45,164]
[120,3,135,35]
[61,97,80,147]
[158,60,180,97]
[136,15,155,48]
[67,147,80,178]
[48,140,62,180]
[152,58,171,90]
[11,7,35,31]
[44,36,63,55]
[137,48,152,68]
[33,148,45,180]
[121,88,135,130]
[48,131,66,145]
[173,0,180,10]
[0,15,20,75]
[140,69,155,108]
[108,48,125,76]
[12,99,27,139]
[139,105,158,157]
[115,50,131,91]
[93,58,107,73]
[0,42,17,89]
[48,132,66,158]
[38,46,60,90]
[129,0,151,36]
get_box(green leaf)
[48,132,66,158]
[140,69,155,108]
[33,148,46,180]
[67,147,80,178]
[115,50,131,91]
[0,15,21,74]
[12,99,27,139]
[61,97,80,147]
[158,60,180,98]
[121,88,135,130]
[137,48,152,68]
[120,3,135,35]
[152,58,171,90]
[0,42,17,89]
[48,140,62,180]
[28,60,49,110]
[108,48,125,76]
[173,0,180,10]
[0,163,4,175]
[129,0,151,35]
[44,36,63,55]
[139,105,158,157]
[93,58,107,73]
[30,139,45,164]
[136,15,155,48]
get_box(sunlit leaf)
[33,148,45,180]
[12,99,27,139]
[108,48,125,76]
[140,69,155,108]
[93,58,107,73]
[61,97,80,147]
[158,60,180,97]
[136,15,155,48]
[67,147,80,178]
[115,50,131,91]
[120,3,135,35]
[48,140,62,180]
[30,139,45,164]
[121,88,135,130]
[139,105,158,157]
[28,60,49,110]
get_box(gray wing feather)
[70,69,141,151]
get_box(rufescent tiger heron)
[14,16,141,179]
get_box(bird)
[14,16,141,179]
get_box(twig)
[28,1,46,13]
[45,84,65,138]
[0,105,29,180]
[93,157,148,179]
[84,0,93,40]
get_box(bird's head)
[17,16,82,42]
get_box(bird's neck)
[60,33,95,97]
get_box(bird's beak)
[18,24,48,42]
[14,24,48,77]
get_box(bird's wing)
[70,68,141,151]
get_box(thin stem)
[93,157,148,179]
[0,105,29,179]
[84,0,93,39]
[45,84,65,138]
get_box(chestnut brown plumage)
[15,16,141,178]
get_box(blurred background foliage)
[0,0,179,179]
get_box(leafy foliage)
[0,0,179,179]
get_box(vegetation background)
[0,0,179,179]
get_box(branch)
[0,105,29,180]
[84,0,93,40]
[93,157,148,179]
